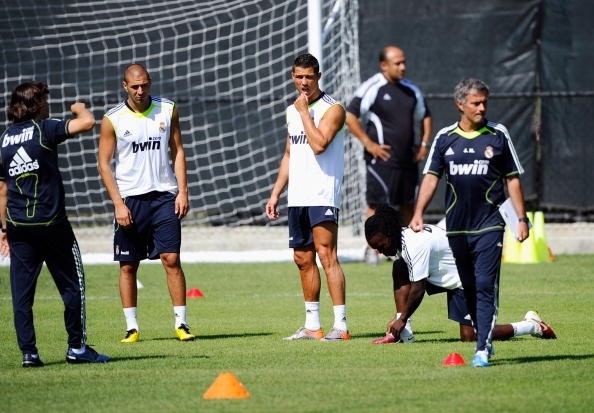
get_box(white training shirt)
[400,220,462,290]
[286,92,345,208]
[104,96,178,197]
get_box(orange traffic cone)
[186,287,204,298]
[442,353,466,366]
[203,372,251,399]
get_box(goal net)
[0,0,363,230]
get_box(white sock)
[70,345,86,354]
[123,307,139,331]
[332,304,348,331]
[397,312,414,338]
[511,320,538,336]
[173,306,187,329]
[304,301,321,331]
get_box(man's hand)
[294,92,309,114]
[265,196,280,220]
[0,233,9,257]
[115,203,133,228]
[366,141,392,162]
[387,316,406,339]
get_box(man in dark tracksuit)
[0,81,109,367]
[410,78,530,367]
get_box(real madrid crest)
[484,145,494,159]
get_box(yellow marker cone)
[203,372,251,399]
[519,212,539,263]
[533,211,553,262]
[502,225,521,263]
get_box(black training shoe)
[22,352,44,368]
[66,346,110,364]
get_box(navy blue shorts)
[366,163,418,207]
[287,206,339,248]
[113,191,181,261]
[425,283,472,326]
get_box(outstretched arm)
[67,102,95,135]
[387,279,427,338]
[410,173,439,231]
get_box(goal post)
[0,0,364,231]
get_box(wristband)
[518,217,530,223]
[421,141,430,148]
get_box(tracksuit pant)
[448,230,504,353]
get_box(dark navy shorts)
[425,283,472,326]
[113,191,181,261]
[287,206,339,248]
[366,163,418,207]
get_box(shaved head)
[123,63,150,83]
[379,46,404,62]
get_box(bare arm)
[97,116,132,228]
[415,116,433,162]
[294,92,345,155]
[506,175,529,242]
[67,102,96,135]
[345,111,391,162]
[169,106,189,219]
[410,173,440,231]
[265,137,290,220]
[387,279,427,338]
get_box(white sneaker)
[283,327,324,341]
[524,310,557,339]
[399,331,415,343]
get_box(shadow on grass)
[107,354,210,362]
[355,330,448,340]
[492,353,594,365]
[149,332,273,341]
[24,354,191,366]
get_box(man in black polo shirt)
[410,78,529,367]
[346,45,432,264]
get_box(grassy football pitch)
[1,255,593,412]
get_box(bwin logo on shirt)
[9,147,39,176]
[2,126,34,147]
[290,133,308,144]
[449,160,489,176]
[132,137,161,153]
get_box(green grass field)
[1,255,593,413]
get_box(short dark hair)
[364,204,403,253]
[292,53,320,74]
[7,81,49,123]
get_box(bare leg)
[160,252,186,306]
[460,324,515,341]
[119,262,140,308]
[312,222,345,305]
[293,246,321,302]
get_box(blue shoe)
[66,346,110,364]
[22,352,44,368]
[472,350,490,367]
